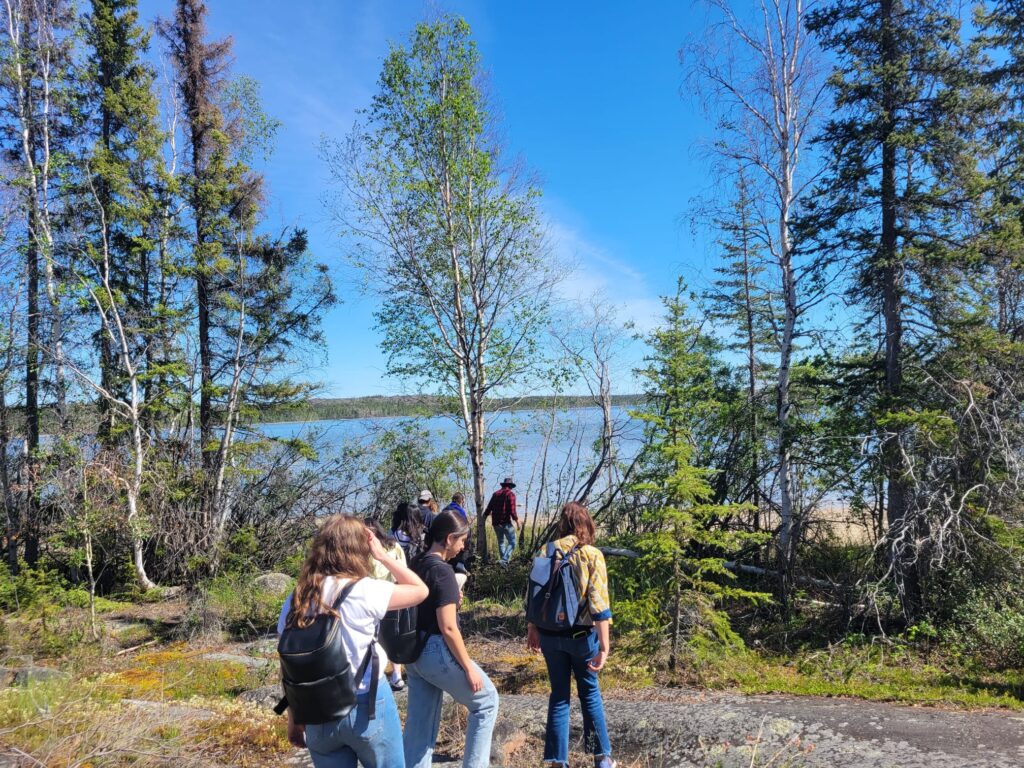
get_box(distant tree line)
[257,395,644,423]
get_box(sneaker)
[595,759,616,768]
[389,677,406,692]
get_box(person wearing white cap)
[417,490,437,530]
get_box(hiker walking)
[365,518,410,692]
[417,490,437,530]
[403,510,499,768]
[442,492,472,587]
[276,515,428,767]
[441,492,469,523]
[483,476,521,563]
[526,502,615,768]
[391,502,426,562]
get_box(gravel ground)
[275,687,1024,767]
[491,689,1024,767]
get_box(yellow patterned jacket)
[550,535,613,624]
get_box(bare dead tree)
[550,297,632,505]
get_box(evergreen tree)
[78,0,168,443]
[631,284,768,668]
[704,172,776,527]
[159,0,246,477]
[805,0,989,617]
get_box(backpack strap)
[352,621,381,719]
[330,577,362,611]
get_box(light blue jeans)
[304,683,404,768]
[495,523,517,562]
[403,633,499,768]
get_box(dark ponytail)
[427,509,471,546]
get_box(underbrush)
[465,567,1024,711]
[178,573,293,640]
[0,563,136,658]
[688,634,1024,710]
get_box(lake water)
[257,406,645,495]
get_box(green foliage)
[0,563,68,613]
[466,560,530,604]
[949,592,1024,670]
[626,286,771,656]
[183,573,293,640]
[366,419,470,518]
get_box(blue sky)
[137,1,719,396]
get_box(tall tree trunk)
[776,159,798,609]
[23,207,39,567]
[470,401,487,560]
[879,0,917,617]
[743,252,760,532]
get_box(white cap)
[418,490,433,502]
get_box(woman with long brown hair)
[527,502,615,768]
[278,514,427,768]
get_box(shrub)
[949,592,1024,670]
[466,560,530,604]
[181,574,294,640]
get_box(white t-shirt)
[277,576,395,694]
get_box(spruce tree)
[632,285,768,668]
[79,0,166,443]
[806,0,988,617]
[704,172,776,528]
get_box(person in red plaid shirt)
[483,477,522,563]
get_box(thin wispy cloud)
[546,216,664,334]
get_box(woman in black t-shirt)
[402,511,499,768]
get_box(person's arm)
[286,708,306,748]
[436,602,483,692]
[369,531,428,609]
[526,622,540,651]
[588,619,610,672]
[482,494,493,519]
[510,491,523,529]
[585,549,613,671]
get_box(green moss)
[694,643,1024,710]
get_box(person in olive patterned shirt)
[527,502,616,768]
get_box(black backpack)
[274,579,380,724]
[378,605,426,664]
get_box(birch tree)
[686,0,828,601]
[324,16,557,558]
[0,0,75,564]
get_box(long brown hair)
[288,515,372,629]
[556,502,596,546]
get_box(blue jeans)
[495,523,517,562]
[539,629,612,764]
[403,633,499,768]
[304,682,404,768]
